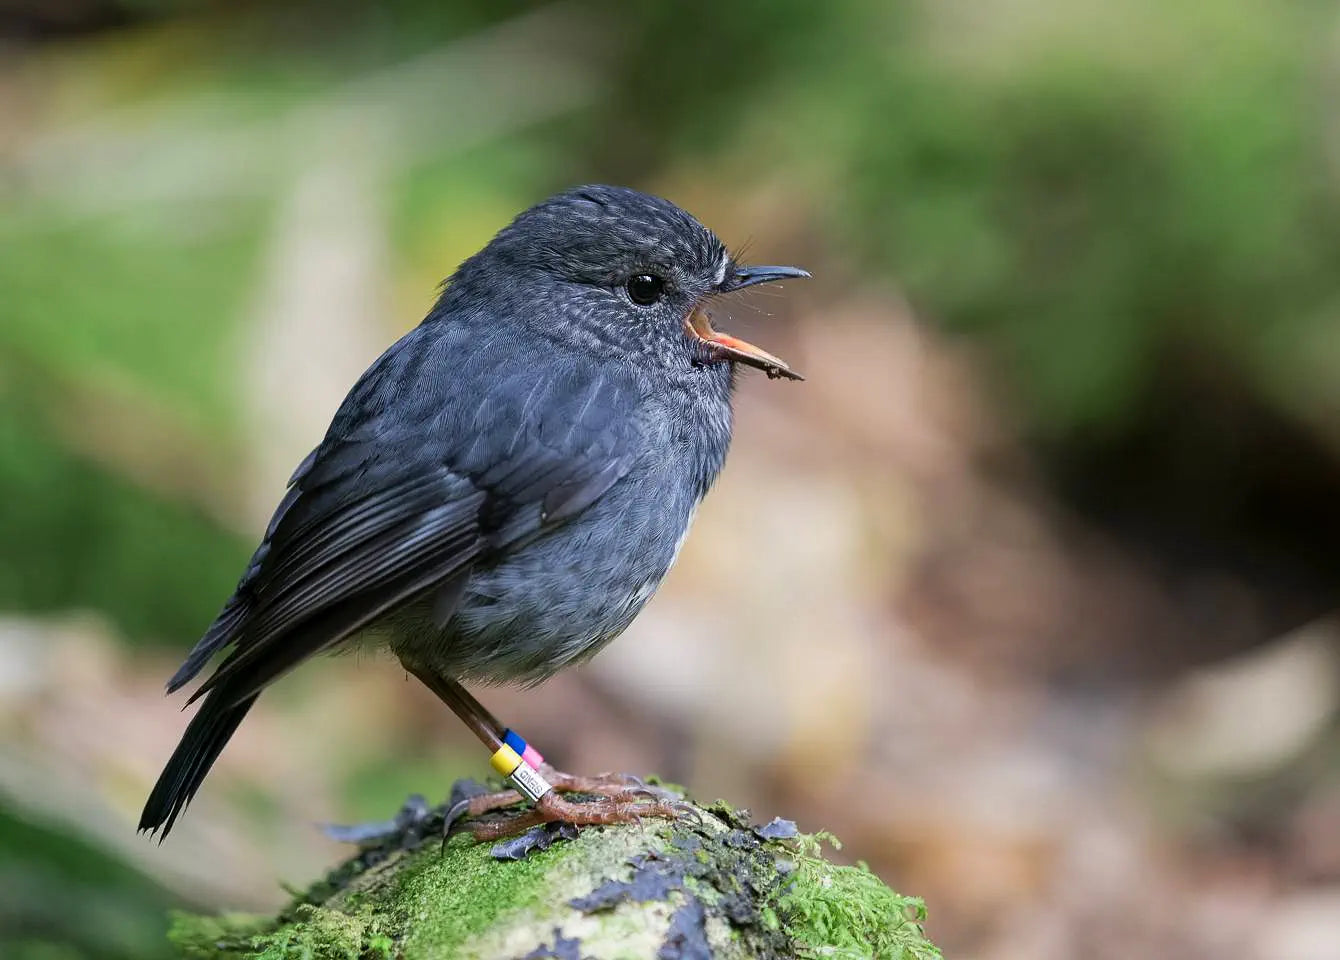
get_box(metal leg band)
[489,743,553,803]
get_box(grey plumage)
[140,185,803,838]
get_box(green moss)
[392,829,583,955]
[168,791,941,959]
[774,839,941,960]
[249,904,385,960]
[174,822,598,959]
[167,912,270,959]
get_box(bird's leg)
[404,666,547,808]
[406,668,687,838]
[408,666,656,803]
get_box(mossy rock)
[169,787,940,960]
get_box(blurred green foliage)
[832,1,1340,437]
[0,807,175,959]
[0,204,267,429]
[0,204,262,643]
[0,405,249,642]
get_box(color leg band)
[502,729,545,769]
[490,744,524,778]
[489,743,553,804]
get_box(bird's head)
[450,184,807,381]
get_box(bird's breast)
[416,455,705,685]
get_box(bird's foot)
[462,767,679,819]
[468,788,693,842]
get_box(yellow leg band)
[490,744,523,777]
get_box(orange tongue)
[687,308,803,381]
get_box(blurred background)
[2,1,1339,957]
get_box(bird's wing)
[171,323,646,707]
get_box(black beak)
[720,264,811,292]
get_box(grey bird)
[140,184,807,840]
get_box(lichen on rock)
[168,785,940,959]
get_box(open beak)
[686,307,804,381]
[685,264,809,381]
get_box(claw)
[614,775,684,801]
[630,783,684,802]
[440,797,473,848]
[667,800,702,824]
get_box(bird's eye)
[626,274,664,306]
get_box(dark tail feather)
[166,595,249,694]
[168,534,279,695]
[139,688,259,840]
[145,524,475,839]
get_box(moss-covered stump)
[169,783,940,960]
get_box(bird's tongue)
[686,307,803,381]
